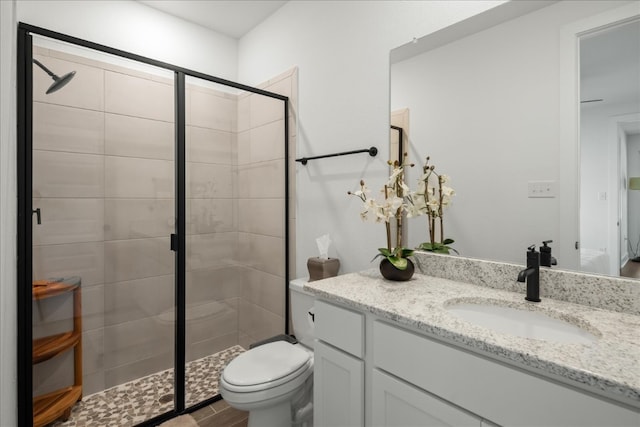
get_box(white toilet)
[219,278,315,427]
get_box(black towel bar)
[296,146,378,165]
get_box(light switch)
[527,180,556,198]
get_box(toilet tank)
[290,278,315,350]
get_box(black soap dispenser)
[540,240,557,267]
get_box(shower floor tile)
[51,345,245,427]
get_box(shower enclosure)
[17,24,292,427]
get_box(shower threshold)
[51,345,245,427]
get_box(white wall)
[0,2,17,426]
[238,0,507,275]
[16,0,238,80]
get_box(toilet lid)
[223,341,311,387]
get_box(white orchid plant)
[408,156,457,254]
[348,155,415,270]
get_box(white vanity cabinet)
[372,369,483,426]
[314,300,365,426]
[373,320,638,427]
[312,297,638,426]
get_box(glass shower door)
[30,37,176,425]
[183,74,288,407]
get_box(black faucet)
[517,245,541,302]
[539,240,557,267]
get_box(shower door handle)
[170,234,177,251]
[32,208,41,225]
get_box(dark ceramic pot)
[379,258,414,281]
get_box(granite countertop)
[304,270,640,408]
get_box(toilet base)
[247,400,291,427]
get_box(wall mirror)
[390,0,640,281]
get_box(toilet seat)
[221,341,312,393]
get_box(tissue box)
[307,257,340,281]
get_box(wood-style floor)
[621,259,640,279]
[191,400,248,427]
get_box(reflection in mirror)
[579,20,640,279]
[390,109,409,247]
[389,0,640,280]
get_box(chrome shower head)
[33,58,76,94]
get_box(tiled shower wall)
[31,46,296,398]
[236,69,297,349]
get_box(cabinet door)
[314,340,364,427]
[372,369,481,427]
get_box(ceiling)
[138,0,287,39]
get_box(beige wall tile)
[186,299,238,344]
[237,160,285,199]
[244,233,285,278]
[237,95,250,133]
[104,199,174,240]
[33,151,104,198]
[33,102,104,154]
[242,270,285,318]
[187,126,233,165]
[236,129,251,166]
[186,331,239,363]
[105,156,174,198]
[104,274,174,327]
[236,121,285,166]
[250,93,284,129]
[32,198,104,245]
[32,241,105,287]
[81,285,106,332]
[82,329,104,375]
[103,316,173,370]
[104,237,173,283]
[186,232,238,271]
[82,371,106,397]
[264,78,292,99]
[33,54,104,111]
[187,162,233,198]
[186,266,242,303]
[238,300,284,345]
[104,352,173,389]
[105,71,173,122]
[238,199,284,237]
[105,113,174,160]
[188,89,236,131]
[187,198,234,234]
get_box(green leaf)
[400,248,415,257]
[418,242,435,251]
[378,247,392,257]
[443,238,455,245]
[388,256,408,270]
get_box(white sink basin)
[446,301,599,344]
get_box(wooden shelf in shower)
[33,385,82,427]
[32,279,83,427]
[32,279,79,300]
[33,330,81,364]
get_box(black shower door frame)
[17,22,290,427]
